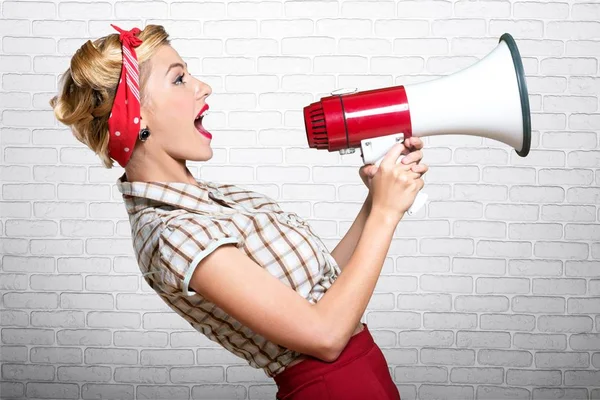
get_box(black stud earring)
[139,127,151,142]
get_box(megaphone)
[303,33,531,216]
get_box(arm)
[330,194,372,271]
[316,207,399,360]
[186,205,399,363]
[187,244,335,361]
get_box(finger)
[401,150,422,164]
[361,164,376,176]
[406,137,423,150]
[406,170,422,180]
[411,164,428,173]
[365,165,373,177]
[380,141,406,168]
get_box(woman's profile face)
[140,44,213,162]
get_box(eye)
[174,73,185,85]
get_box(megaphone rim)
[500,33,531,158]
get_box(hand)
[359,136,427,194]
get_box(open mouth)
[194,105,212,139]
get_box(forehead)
[150,45,186,71]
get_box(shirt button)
[287,218,299,227]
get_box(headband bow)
[108,24,143,168]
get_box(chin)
[188,149,213,162]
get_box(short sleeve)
[159,215,244,296]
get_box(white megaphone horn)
[303,33,531,216]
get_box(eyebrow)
[165,61,188,76]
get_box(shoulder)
[159,213,244,253]
[157,212,246,295]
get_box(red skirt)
[273,324,401,400]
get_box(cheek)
[172,95,191,116]
[153,94,193,129]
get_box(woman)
[50,24,428,400]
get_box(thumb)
[368,165,378,177]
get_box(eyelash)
[174,73,185,85]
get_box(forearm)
[330,194,372,271]
[315,208,399,360]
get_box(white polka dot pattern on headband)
[115,131,121,136]
[134,117,139,124]
[124,147,129,152]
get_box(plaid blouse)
[116,173,342,378]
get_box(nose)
[194,77,212,100]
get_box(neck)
[124,149,199,186]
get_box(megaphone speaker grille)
[304,102,329,149]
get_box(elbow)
[317,340,340,363]
[312,305,344,362]
[324,343,342,363]
[317,326,344,363]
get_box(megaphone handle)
[372,154,428,216]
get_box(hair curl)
[49,25,170,168]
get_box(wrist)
[369,206,400,228]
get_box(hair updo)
[49,24,170,168]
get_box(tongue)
[194,118,212,139]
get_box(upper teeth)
[196,110,208,120]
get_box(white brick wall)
[1,0,599,399]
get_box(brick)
[568,297,600,314]
[535,352,589,368]
[419,384,474,400]
[513,333,567,350]
[570,333,600,350]
[113,367,168,383]
[398,331,454,347]
[477,385,530,400]
[533,278,586,295]
[454,295,509,312]
[513,295,566,313]
[397,294,452,311]
[533,388,588,400]
[423,313,476,329]
[421,348,475,366]
[478,350,532,367]
[538,315,593,333]
[506,369,562,386]
[564,370,600,386]
[480,314,535,331]
[395,366,447,383]
[26,382,79,399]
[457,331,511,349]
[450,367,503,384]
[476,277,529,294]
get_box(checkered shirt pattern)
[116,173,342,377]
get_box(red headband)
[108,24,143,168]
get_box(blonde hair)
[49,25,170,168]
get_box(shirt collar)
[116,172,239,215]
